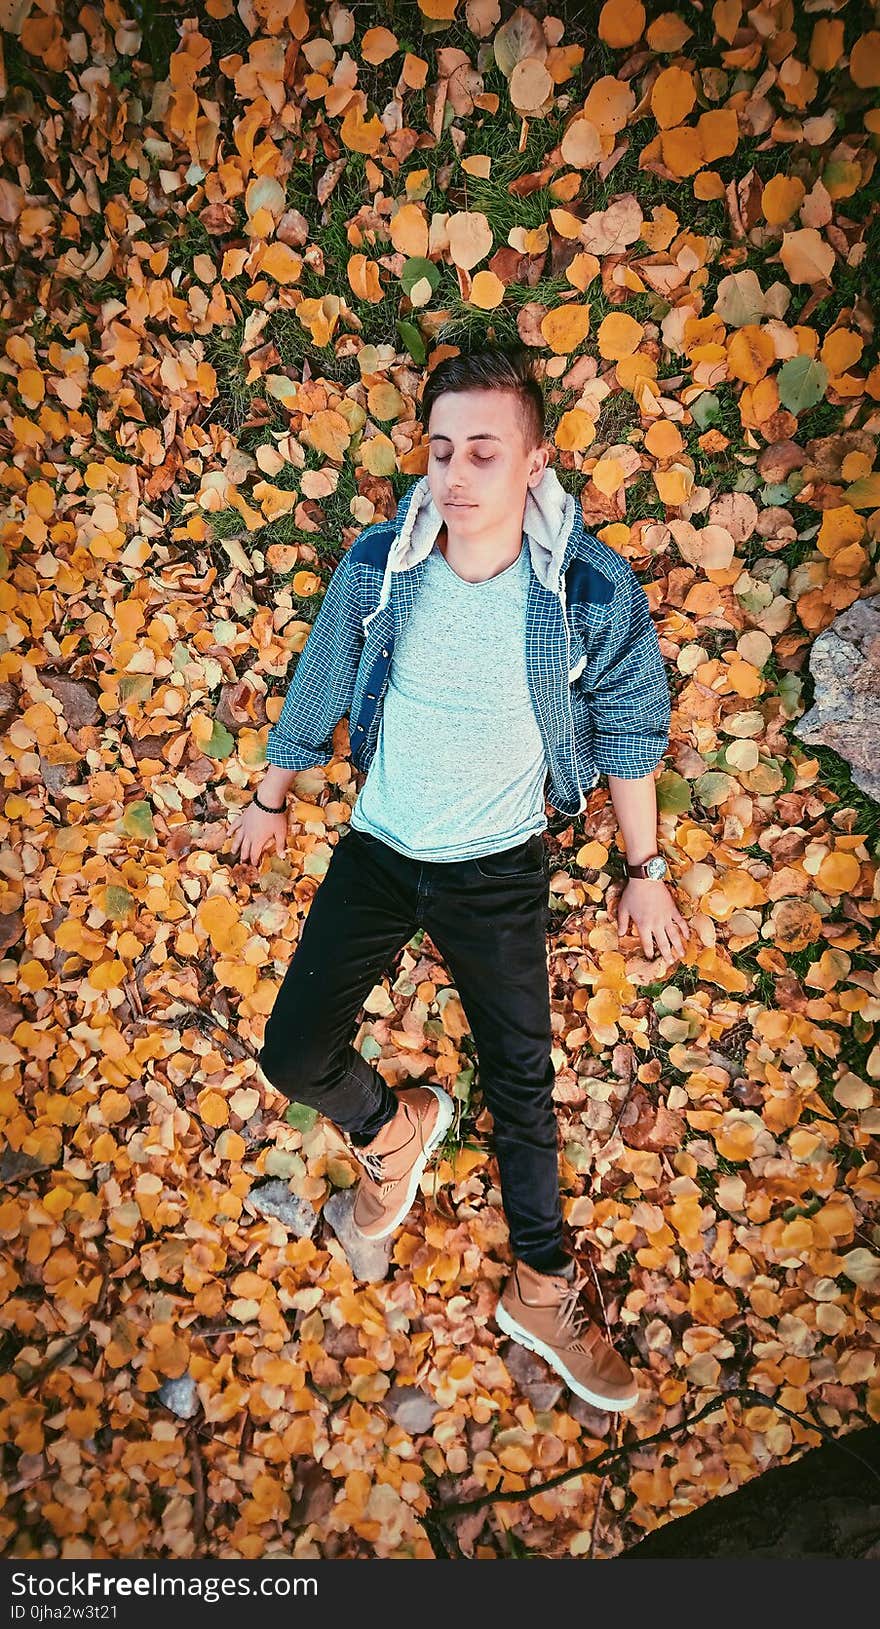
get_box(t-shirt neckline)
[433,534,526,586]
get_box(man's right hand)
[228,801,288,864]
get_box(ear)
[530,446,551,483]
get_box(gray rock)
[500,1339,564,1411]
[245,1180,318,1237]
[322,1189,392,1282]
[158,1374,199,1418]
[793,594,880,804]
[382,1384,439,1436]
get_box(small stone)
[500,1339,564,1410]
[245,1180,318,1237]
[323,1189,392,1282]
[158,1374,199,1419]
[793,594,880,805]
[382,1384,439,1436]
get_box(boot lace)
[555,1274,600,1352]
[354,1147,391,1187]
[351,1140,413,1195]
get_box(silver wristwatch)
[626,854,669,881]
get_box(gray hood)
[386,464,580,595]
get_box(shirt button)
[356,725,364,732]
[381,648,389,656]
[367,693,375,699]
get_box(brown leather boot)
[349,1084,454,1239]
[496,1259,639,1412]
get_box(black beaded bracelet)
[253,789,286,814]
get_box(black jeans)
[257,825,571,1275]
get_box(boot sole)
[355,1084,456,1240]
[495,1302,639,1412]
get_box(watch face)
[646,855,668,881]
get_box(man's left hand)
[617,879,690,962]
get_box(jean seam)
[342,1059,385,1115]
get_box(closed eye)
[432,454,494,463]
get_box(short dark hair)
[420,342,546,454]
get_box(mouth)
[447,502,476,508]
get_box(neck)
[436,522,524,584]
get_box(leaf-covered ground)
[1,0,879,1563]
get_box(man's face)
[426,388,549,532]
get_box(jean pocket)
[473,835,546,880]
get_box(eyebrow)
[428,433,503,443]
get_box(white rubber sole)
[357,1084,455,1240]
[495,1301,639,1412]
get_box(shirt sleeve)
[580,564,670,779]
[265,549,364,772]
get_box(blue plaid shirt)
[265,479,670,817]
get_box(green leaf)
[284,1102,318,1134]
[119,674,152,704]
[400,257,439,299]
[326,1157,356,1189]
[121,801,156,840]
[777,671,803,718]
[202,719,234,760]
[690,391,721,429]
[842,474,880,510]
[397,319,426,364]
[695,770,735,808]
[264,373,298,404]
[655,771,692,816]
[777,354,828,415]
[104,885,135,921]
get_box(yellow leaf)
[446,210,493,271]
[597,311,643,360]
[468,270,505,309]
[654,463,694,505]
[821,327,863,376]
[259,242,302,284]
[817,850,861,893]
[555,407,596,451]
[592,456,624,495]
[780,227,836,284]
[650,65,696,130]
[559,116,603,168]
[389,202,429,259]
[761,174,805,225]
[198,1090,229,1128]
[598,0,645,48]
[644,420,684,459]
[540,303,591,353]
[727,324,776,382]
[850,33,880,88]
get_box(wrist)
[260,766,295,804]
